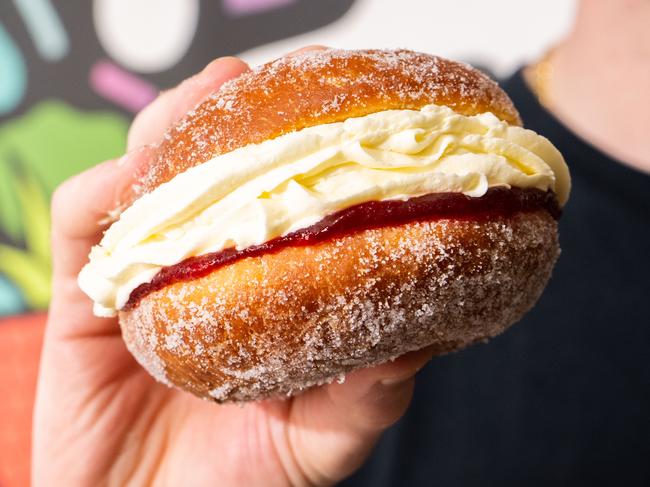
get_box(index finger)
[127,57,250,151]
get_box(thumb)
[47,148,153,339]
[276,347,435,486]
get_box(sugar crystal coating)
[121,212,558,402]
[134,49,521,202]
[119,50,552,403]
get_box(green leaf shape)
[0,99,129,311]
[0,150,21,241]
[14,162,51,266]
[0,163,51,308]
[0,99,129,242]
[0,243,50,309]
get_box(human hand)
[33,48,434,487]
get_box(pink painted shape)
[223,0,296,17]
[89,60,158,113]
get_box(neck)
[528,0,650,173]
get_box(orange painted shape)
[0,313,46,487]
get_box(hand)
[33,49,434,487]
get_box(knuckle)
[50,178,73,217]
[50,181,73,233]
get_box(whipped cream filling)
[79,104,570,317]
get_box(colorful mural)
[0,101,129,311]
[93,0,199,73]
[0,23,27,116]
[12,0,69,61]
[0,0,356,317]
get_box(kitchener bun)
[115,49,561,402]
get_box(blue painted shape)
[0,23,27,116]
[0,274,25,316]
[13,0,69,62]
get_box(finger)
[48,148,152,337]
[127,57,250,151]
[276,347,435,485]
[50,147,153,281]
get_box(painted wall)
[241,0,577,76]
[0,0,576,317]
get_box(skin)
[529,0,650,173]
[32,47,435,486]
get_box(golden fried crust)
[120,211,559,402]
[138,49,521,197]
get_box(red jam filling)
[124,187,560,310]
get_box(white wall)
[240,0,577,76]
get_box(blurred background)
[0,0,575,485]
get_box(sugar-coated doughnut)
[79,49,570,402]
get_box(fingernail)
[202,56,242,73]
[379,375,413,387]
[116,153,130,167]
[116,148,139,167]
[202,57,225,72]
[286,45,329,57]
[118,145,150,167]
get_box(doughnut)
[78,49,571,402]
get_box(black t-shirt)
[343,71,650,487]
